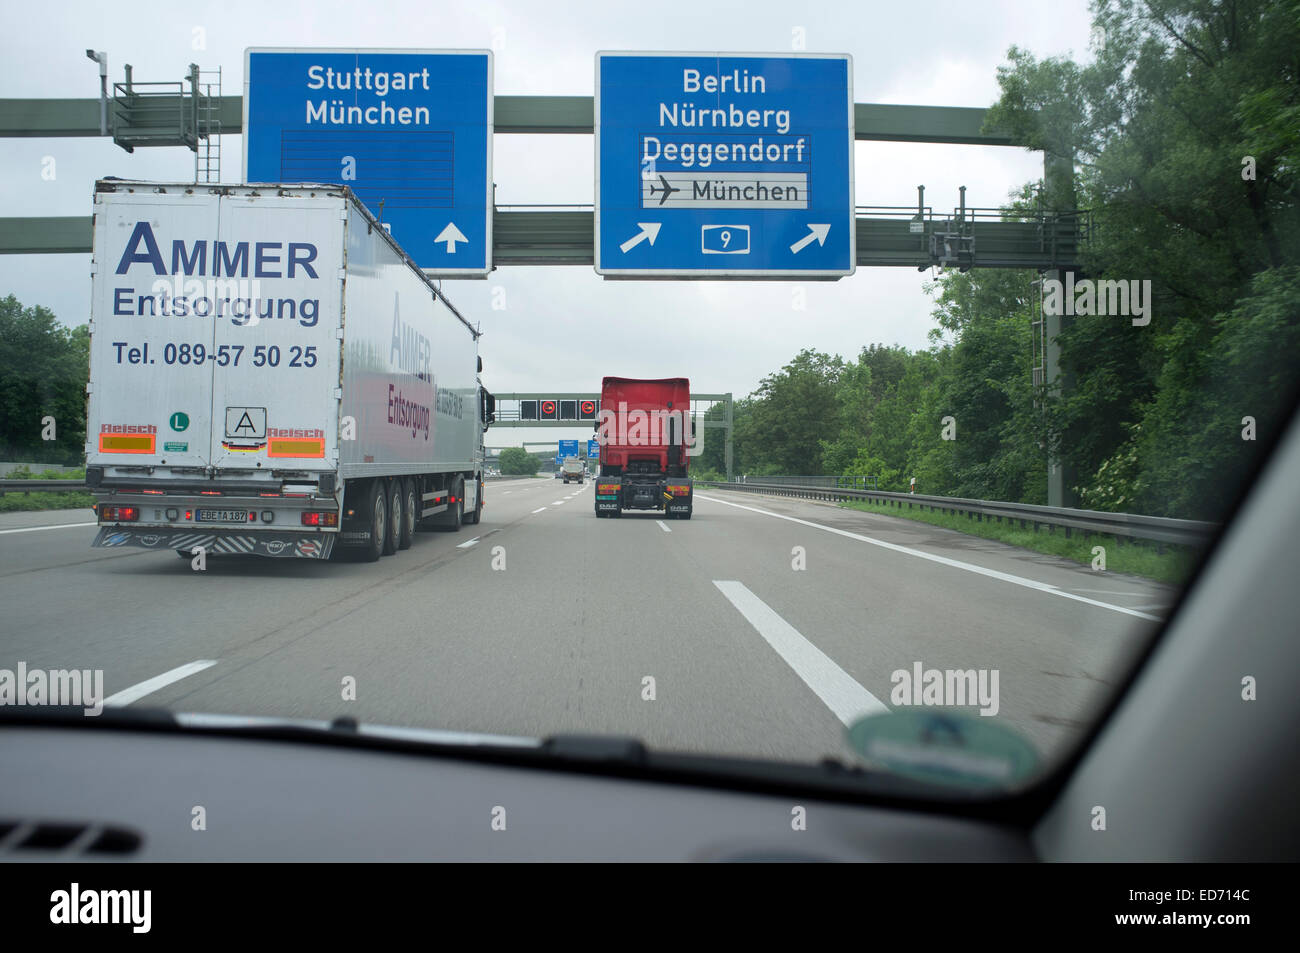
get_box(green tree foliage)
[988,0,1300,518]
[0,295,89,465]
[735,349,843,474]
[498,447,536,475]
[733,1,1297,520]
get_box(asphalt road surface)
[0,478,1175,768]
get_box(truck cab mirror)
[477,356,483,373]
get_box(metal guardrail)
[696,480,1217,547]
[733,475,879,490]
[0,479,90,494]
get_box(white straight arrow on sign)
[619,222,662,253]
[435,222,468,253]
[790,224,831,254]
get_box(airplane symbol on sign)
[647,174,680,206]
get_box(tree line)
[0,296,88,466]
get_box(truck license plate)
[197,509,250,523]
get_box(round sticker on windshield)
[845,710,1039,790]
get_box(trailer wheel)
[433,477,463,532]
[361,480,386,562]
[398,478,416,550]
[464,478,483,525]
[382,480,401,556]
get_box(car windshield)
[0,0,1296,799]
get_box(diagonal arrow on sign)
[435,222,468,253]
[790,224,831,255]
[620,222,662,253]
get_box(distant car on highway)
[561,457,585,483]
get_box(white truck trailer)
[85,180,494,561]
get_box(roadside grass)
[0,467,95,513]
[839,498,1201,586]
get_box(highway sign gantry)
[595,51,855,278]
[244,47,493,276]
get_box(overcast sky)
[0,0,1094,451]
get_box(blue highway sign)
[595,52,854,277]
[244,47,493,275]
[558,439,580,458]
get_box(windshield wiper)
[0,706,1015,807]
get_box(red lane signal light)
[580,400,597,418]
[541,400,557,419]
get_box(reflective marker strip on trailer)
[267,438,326,458]
[98,433,155,453]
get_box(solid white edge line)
[696,494,1162,622]
[103,660,218,707]
[457,538,480,549]
[0,521,97,535]
[713,581,888,726]
[656,520,671,532]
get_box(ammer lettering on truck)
[110,221,321,327]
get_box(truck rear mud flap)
[92,527,335,559]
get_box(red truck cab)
[593,377,693,520]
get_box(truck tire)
[383,480,401,556]
[398,478,417,550]
[361,480,386,562]
[430,477,463,532]
[464,478,482,525]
